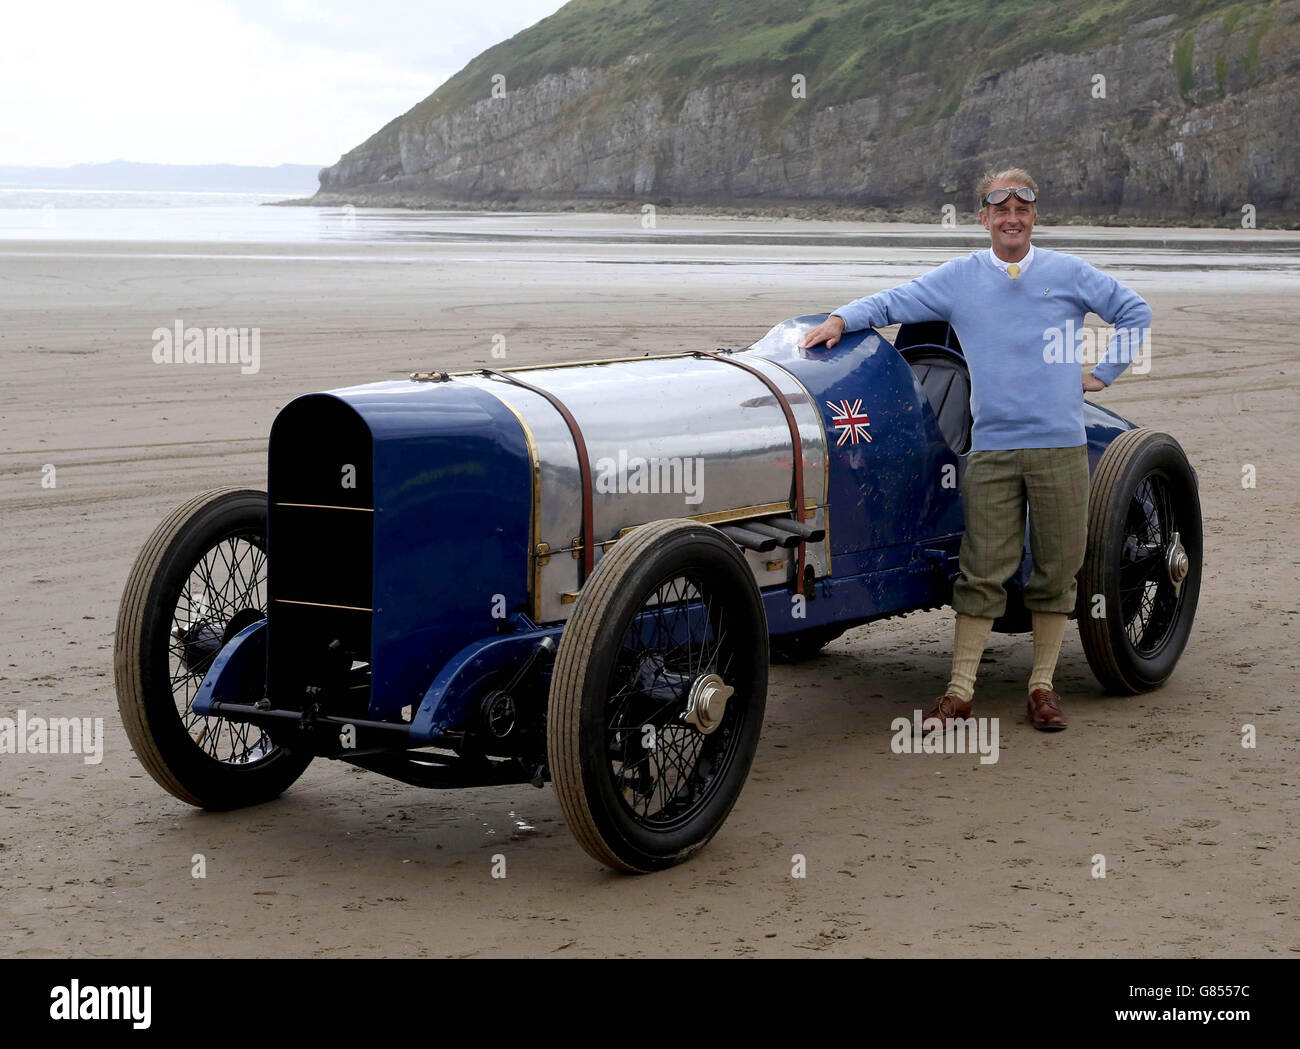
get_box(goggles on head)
[982,186,1037,207]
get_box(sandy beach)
[1,213,1297,957]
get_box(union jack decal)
[826,398,872,445]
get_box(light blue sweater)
[832,248,1152,451]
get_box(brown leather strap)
[483,370,595,582]
[694,351,807,594]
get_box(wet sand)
[1,214,1297,957]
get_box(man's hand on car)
[798,315,846,349]
[1082,373,1107,393]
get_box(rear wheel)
[548,520,768,872]
[114,487,312,808]
[1078,430,1202,693]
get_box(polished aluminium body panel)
[456,352,829,622]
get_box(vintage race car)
[114,316,1202,871]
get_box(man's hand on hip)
[1082,373,1107,393]
[798,315,846,349]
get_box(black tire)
[114,487,312,808]
[770,624,847,664]
[1078,429,1202,694]
[548,520,768,872]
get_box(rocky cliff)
[315,0,1299,225]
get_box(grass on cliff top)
[381,0,1262,143]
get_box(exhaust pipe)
[741,521,802,549]
[761,517,826,543]
[720,525,778,552]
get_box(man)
[798,168,1150,731]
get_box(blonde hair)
[976,168,1039,209]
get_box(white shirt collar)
[988,243,1035,275]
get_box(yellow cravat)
[1007,263,1021,280]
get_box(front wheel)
[1078,429,1202,693]
[114,487,313,808]
[548,520,768,872]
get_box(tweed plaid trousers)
[952,445,1091,618]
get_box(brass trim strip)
[275,598,373,612]
[470,382,544,621]
[689,500,821,527]
[607,501,823,543]
[821,505,832,578]
[274,502,374,512]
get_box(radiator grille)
[267,395,373,715]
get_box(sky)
[0,0,571,168]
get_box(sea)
[1,187,1296,290]
[0,188,352,242]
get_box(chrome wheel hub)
[682,673,733,735]
[1166,530,1189,594]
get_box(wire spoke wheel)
[549,520,768,872]
[1117,475,1187,656]
[115,488,312,809]
[1079,430,1202,694]
[170,533,274,764]
[605,572,741,830]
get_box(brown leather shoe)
[1027,688,1067,731]
[920,693,973,734]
